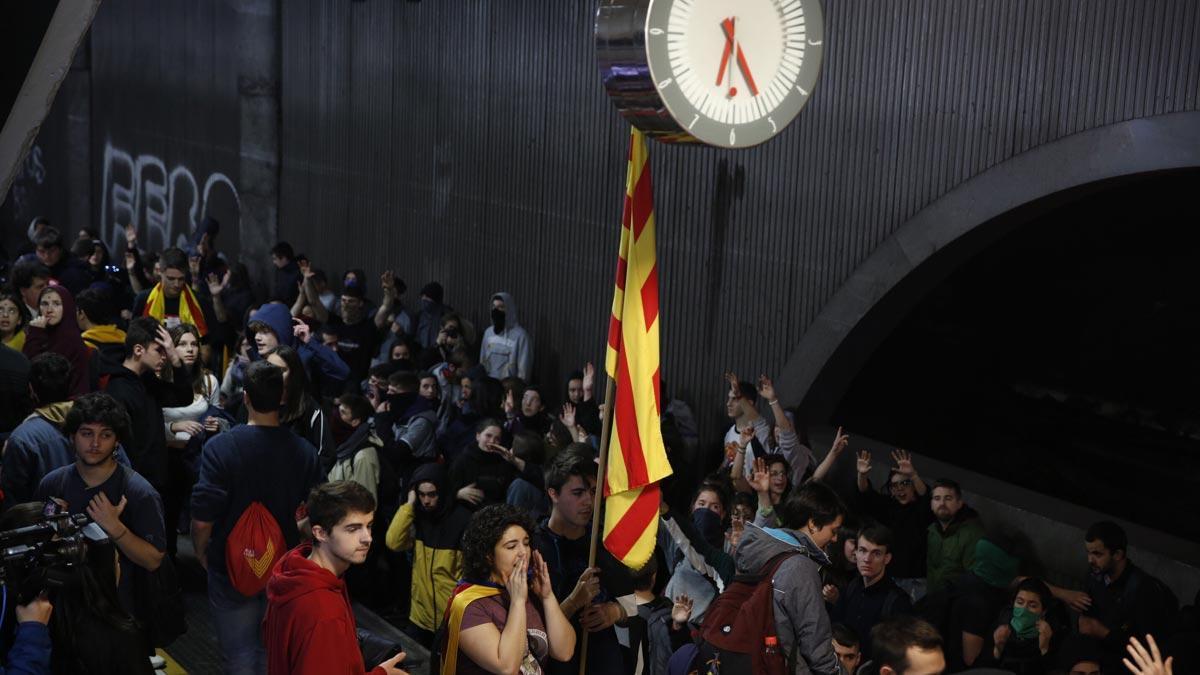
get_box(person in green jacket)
[385,462,471,647]
[926,478,985,594]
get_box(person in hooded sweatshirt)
[22,284,90,399]
[76,287,127,391]
[245,302,349,398]
[480,292,533,381]
[328,393,384,501]
[732,480,848,675]
[263,480,410,675]
[2,353,76,508]
[385,462,471,647]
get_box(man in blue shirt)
[191,360,324,675]
[35,392,166,620]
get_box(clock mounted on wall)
[596,0,824,149]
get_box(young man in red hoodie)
[264,480,410,675]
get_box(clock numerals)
[768,117,777,133]
[649,27,665,36]
[729,128,736,146]
[658,78,673,89]
[689,114,700,130]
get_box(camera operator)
[0,502,152,675]
[1,592,52,675]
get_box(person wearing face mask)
[660,485,736,625]
[414,281,449,350]
[23,285,90,398]
[480,292,533,382]
[732,481,848,674]
[990,578,1055,674]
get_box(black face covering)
[491,307,506,333]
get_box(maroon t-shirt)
[457,594,550,675]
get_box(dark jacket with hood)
[82,324,127,392]
[732,523,844,675]
[246,303,349,394]
[263,544,385,675]
[383,463,470,632]
[926,506,985,593]
[480,291,532,381]
[101,360,193,489]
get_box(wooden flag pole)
[579,374,617,675]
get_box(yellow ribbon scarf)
[143,283,208,336]
[440,582,502,675]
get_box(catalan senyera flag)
[602,128,673,569]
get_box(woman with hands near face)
[449,505,575,675]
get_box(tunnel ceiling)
[834,169,1200,540]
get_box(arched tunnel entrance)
[831,169,1200,541]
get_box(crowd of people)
[0,217,1195,675]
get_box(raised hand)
[748,456,771,494]
[529,550,555,600]
[188,256,201,278]
[1059,589,1092,613]
[560,402,577,430]
[757,374,776,401]
[1124,634,1173,675]
[724,371,740,395]
[891,448,915,476]
[1036,620,1053,655]
[727,515,745,550]
[124,225,138,248]
[297,257,311,276]
[380,270,396,297]
[582,362,596,397]
[671,594,694,627]
[993,624,1012,655]
[292,317,312,343]
[829,426,850,455]
[124,250,137,271]
[856,450,872,476]
[503,389,515,415]
[207,270,230,296]
[485,442,517,464]
[156,326,181,365]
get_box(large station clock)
[596,0,825,149]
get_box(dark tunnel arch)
[778,112,1200,539]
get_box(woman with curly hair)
[439,504,575,675]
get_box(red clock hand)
[735,42,760,96]
[717,17,735,86]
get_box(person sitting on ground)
[827,524,914,658]
[869,616,946,675]
[1079,521,1178,673]
[855,448,934,602]
[384,463,471,648]
[328,393,384,501]
[263,480,410,675]
[832,623,865,675]
[23,285,90,398]
[440,504,574,675]
[732,480,848,674]
[990,577,1056,675]
[926,478,984,595]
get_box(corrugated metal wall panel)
[86,0,242,258]
[256,0,1200,444]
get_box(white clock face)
[644,0,824,148]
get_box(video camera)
[0,503,109,604]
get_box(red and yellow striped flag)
[602,128,673,569]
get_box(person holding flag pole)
[576,126,676,673]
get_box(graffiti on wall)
[99,140,239,254]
